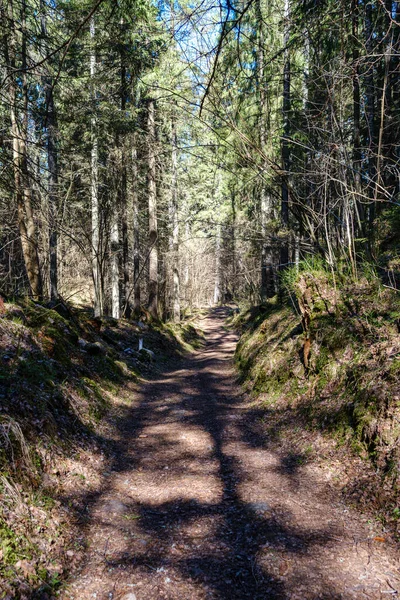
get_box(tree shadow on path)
[61,308,361,600]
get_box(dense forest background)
[1,1,400,596]
[1,0,399,317]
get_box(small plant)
[0,417,33,473]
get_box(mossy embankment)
[0,299,204,599]
[234,269,400,534]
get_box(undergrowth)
[0,299,202,598]
[235,262,400,534]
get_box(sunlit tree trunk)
[90,16,103,316]
[147,99,158,320]
[6,0,43,300]
[231,188,237,299]
[352,0,365,239]
[256,0,275,301]
[384,1,400,201]
[171,113,180,322]
[280,0,290,274]
[365,1,376,229]
[110,208,120,319]
[41,0,58,301]
[132,143,141,316]
[120,41,130,317]
[184,217,190,305]
[214,223,221,304]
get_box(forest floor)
[60,308,400,600]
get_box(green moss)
[20,300,61,329]
[81,377,109,422]
[81,377,103,401]
[389,358,400,376]
[314,346,330,373]
[235,272,400,503]
[114,360,137,379]
[91,355,123,383]
[17,356,54,387]
[161,321,205,353]
[253,367,269,393]
[42,326,73,362]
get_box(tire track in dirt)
[62,308,400,600]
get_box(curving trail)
[62,308,400,600]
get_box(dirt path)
[62,309,400,600]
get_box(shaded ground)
[60,308,400,600]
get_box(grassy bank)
[234,266,400,535]
[0,299,203,598]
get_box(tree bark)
[256,0,275,301]
[41,0,59,301]
[147,99,159,321]
[120,43,130,317]
[352,0,364,234]
[90,16,103,316]
[214,223,221,305]
[6,0,43,300]
[171,112,180,322]
[365,1,376,229]
[110,208,120,319]
[280,0,290,273]
[132,143,141,316]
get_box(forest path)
[62,308,400,600]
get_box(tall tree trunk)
[6,0,42,300]
[382,0,398,199]
[90,16,103,316]
[121,163,129,317]
[365,1,376,230]
[214,223,221,305]
[352,0,364,236]
[184,217,190,305]
[256,0,275,301]
[350,0,367,267]
[110,207,120,319]
[120,42,130,317]
[231,189,237,299]
[280,0,290,273]
[147,99,158,320]
[132,143,141,316]
[171,113,180,322]
[41,0,58,301]
[374,3,391,208]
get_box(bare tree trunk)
[256,0,275,301]
[166,1,181,322]
[120,44,130,317]
[6,0,42,300]
[352,0,365,238]
[147,99,158,320]
[121,167,129,317]
[384,1,400,200]
[110,208,120,319]
[184,218,190,305]
[231,189,237,299]
[380,1,397,200]
[171,113,180,322]
[90,16,103,316]
[260,192,275,299]
[365,1,376,230]
[131,143,141,316]
[41,0,58,301]
[214,223,221,305]
[280,0,290,274]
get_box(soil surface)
[61,308,400,600]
